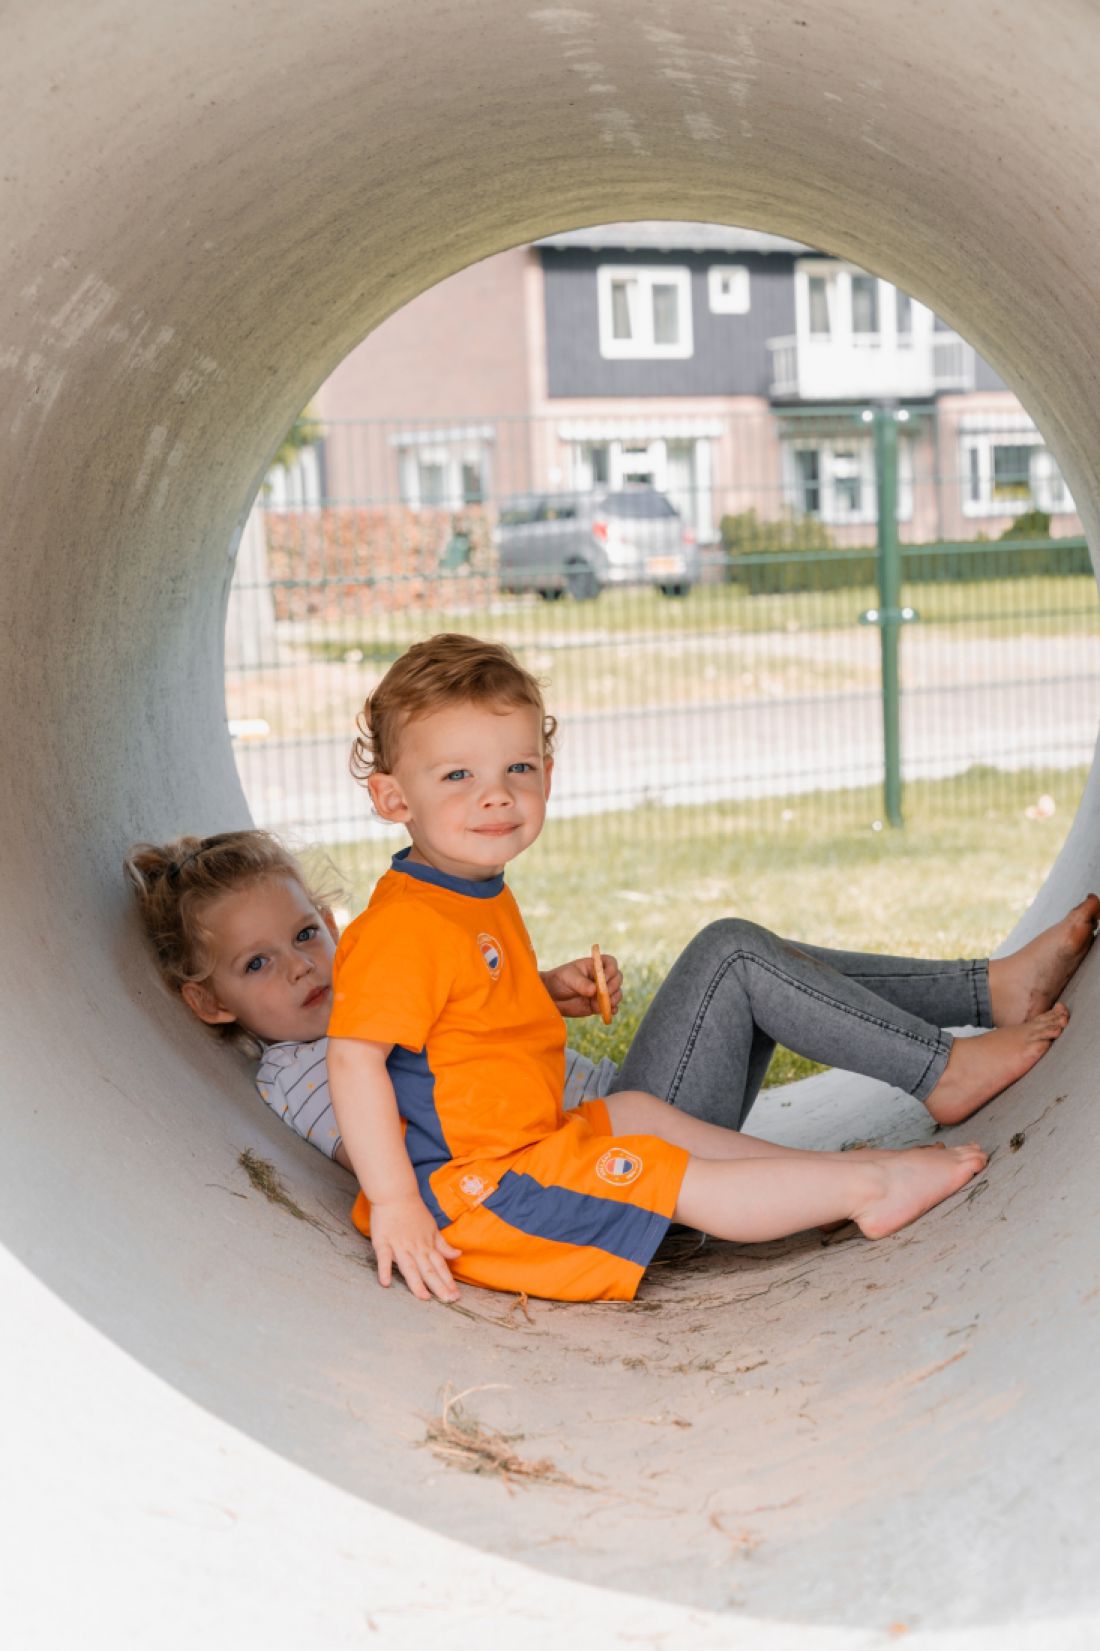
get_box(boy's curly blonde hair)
[349,632,557,782]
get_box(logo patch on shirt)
[477,932,503,980]
[596,1148,644,1187]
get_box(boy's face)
[182,873,339,1045]
[368,699,553,881]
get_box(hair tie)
[167,849,202,882]
[165,833,234,883]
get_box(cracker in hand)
[590,944,613,1025]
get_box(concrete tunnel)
[4,2,1100,1645]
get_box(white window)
[265,444,323,510]
[849,274,880,340]
[783,436,914,525]
[572,441,610,488]
[807,273,833,338]
[394,430,492,510]
[707,264,750,314]
[596,265,693,359]
[959,426,1074,517]
[1032,448,1073,514]
[795,261,930,354]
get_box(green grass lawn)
[320,763,1083,1091]
[299,569,1099,648]
[236,567,1098,740]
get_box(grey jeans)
[611,919,993,1129]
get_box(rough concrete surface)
[2,2,1100,1645]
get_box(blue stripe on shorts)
[483,1170,670,1267]
[414,1161,450,1228]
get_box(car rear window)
[602,490,678,519]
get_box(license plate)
[646,556,680,575]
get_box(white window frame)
[707,264,750,314]
[596,264,694,360]
[782,435,914,526]
[805,271,835,339]
[959,426,1073,518]
[395,437,491,511]
[1032,447,1074,514]
[794,260,931,354]
[265,444,323,511]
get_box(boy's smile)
[368,700,553,881]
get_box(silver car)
[495,486,699,600]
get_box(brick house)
[306,223,1078,547]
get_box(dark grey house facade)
[528,224,1059,546]
[542,245,797,401]
[314,222,1071,547]
[538,225,1005,403]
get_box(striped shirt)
[255,1039,342,1159]
[255,1037,617,1161]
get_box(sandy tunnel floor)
[5,1,1100,1643]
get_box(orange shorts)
[351,1099,690,1302]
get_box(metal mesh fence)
[225,407,1099,897]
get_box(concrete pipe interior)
[5,2,1100,1645]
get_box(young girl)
[126,813,1095,1303]
[124,828,621,1172]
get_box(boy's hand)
[540,954,622,1019]
[370,1194,462,1303]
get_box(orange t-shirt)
[328,851,567,1224]
[328,851,690,1301]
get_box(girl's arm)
[327,1036,461,1302]
[539,951,622,1018]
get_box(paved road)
[233,671,1100,843]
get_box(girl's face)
[182,874,338,1046]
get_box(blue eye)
[508,761,536,774]
[244,955,265,974]
[296,924,319,943]
[443,768,470,782]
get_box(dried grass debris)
[422,1383,593,1492]
[238,1149,330,1232]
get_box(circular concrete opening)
[4,4,1100,1644]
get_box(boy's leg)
[603,1087,950,1167]
[673,1140,988,1243]
[612,919,957,1129]
[604,1087,826,1161]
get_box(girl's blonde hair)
[350,632,557,781]
[124,829,336,1053]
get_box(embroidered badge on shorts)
[457,1171,496,1207]
[477,932,503,980]
[596,1148,644,1187]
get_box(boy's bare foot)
[844,1142,946,1161]
[855,1143,987,1238]
[925,1006,1068,1126]
[989,895,1099,1025]
[819,1143,946,1232]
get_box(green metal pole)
[874,407,904,827]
